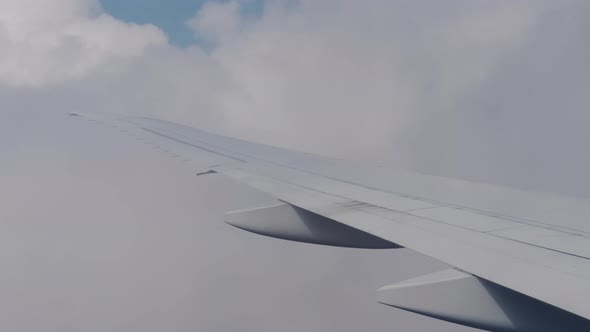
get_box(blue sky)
[101,0,265,47]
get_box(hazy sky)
[1,0,589,331]
[101,0,264,46]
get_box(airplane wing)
[70,113,590,331]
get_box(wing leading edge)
[72,113,590,331]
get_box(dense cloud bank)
[2,0,589,193]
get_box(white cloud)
[1,0,590,195]
[186,1,241,44]
[0,0,167,86]
[182,0,544,158]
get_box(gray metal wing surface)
[71,113,590,331]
